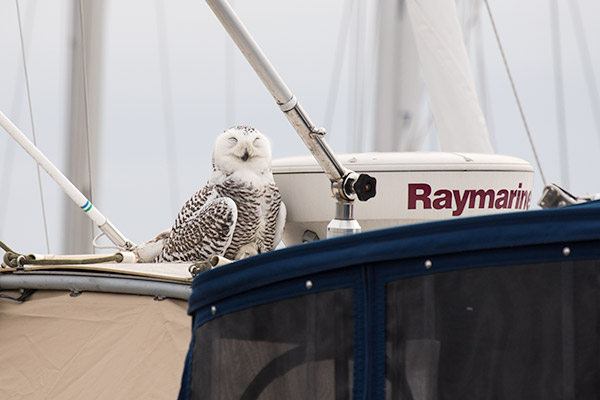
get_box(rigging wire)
[483,0,547,186]
[350,0,366,152]
[155,0,180,212]
[77,0,96,250]
[460,0,497,149]
[225,39,236,128]
[474,8,496,150]
[322,0,353,134]
[369,0,387,151]
[0,1,35,241]
[0,139,16,240]
[362,1,380,152]
[224,0,236,127]
[346,0,357,152]
[15,0,51,254]
[549,0,569,188]
[567,0,600,145]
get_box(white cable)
[92,232,121,250]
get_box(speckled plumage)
[155,126,286,263]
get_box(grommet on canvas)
[211,305,217,315]
[562,246,571,256]
[305,280,313,290]
[424,259,433,269]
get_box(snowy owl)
[153,125,286,263]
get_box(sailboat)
[175,1,599,399]
[2,0,600,399]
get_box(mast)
[63,0,105,253]
[372,0,426,152]
[405,0,494,153]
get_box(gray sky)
[1,0,599,255]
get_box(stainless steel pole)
[205,0,377,238]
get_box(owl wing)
[260,183,286,251]
[157,196,238,262]
[272,200,286,249]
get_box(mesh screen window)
[385,260,600,400]
[191,288,354,399]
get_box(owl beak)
[241,150,250,162]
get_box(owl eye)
[252,137,261,146]
[228,137,238,145]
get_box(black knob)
[354,174,377,201]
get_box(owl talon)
[235,243,259,260]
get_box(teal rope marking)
[81,200,92,212]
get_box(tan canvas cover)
[0,290,190,399]
[0,262,193,282]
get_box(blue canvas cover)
[180,201,600,399]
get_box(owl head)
[212,125,272,175]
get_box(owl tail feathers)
[132,229,170,263]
